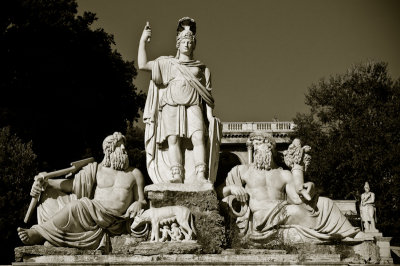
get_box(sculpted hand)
[230,185,248,203]
[140,24,151,43]
[303,182,316,201]
[30,174,47,197]
[125,201,144,218]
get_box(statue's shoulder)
[155,56,175,63]
[232,164,251,174]
[85,161,98,172]
[124,166,139,174]
[126,167,144,182]
[279,168,292,175]
[277,168,293,181]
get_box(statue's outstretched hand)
[303,182,316,201]
[140,23,152,43]
[30,174,47,197]
[230,185,248,203]
[125,201,144,218]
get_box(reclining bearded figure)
[17,132,146,250]
[139,17,221,185]
[223,133,368,244]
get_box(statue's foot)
[353,231,374,241]
[171,176,182,183]
[44,241,55,247]
[196,176,210,184]
[17,227,45,245]
[195,170,210,184]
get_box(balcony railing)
[222,121,295,133]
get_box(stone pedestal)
[144,183,226,253]
[13,184,395,265]
[375,236,393,264]
[13,253,345,265]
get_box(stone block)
[112,240,202,255]
[144,183,226,254]
[13,253,344,265]
[376,236,394,264]
[14,246,102,262]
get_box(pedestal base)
[144,183,225,253]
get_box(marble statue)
[283,138,312,201]
[17,132,147,250]
[223,133,367,244]
[139,17,221,185]
[159,225,170,242]
[131,206,196,242]
[360,182,377,232]
[169,223,183,241]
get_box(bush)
[0,127,38,264]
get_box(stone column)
[246,139,253,164]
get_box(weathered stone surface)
[14,253,343,265]
[110,234,147,251]
[376,236,394,264]
[14,242,384,264]
[145,183,218,212]
[112,240,202,255]
[221,248,287,255]
[145,183,225,254]
[14,245,102,262]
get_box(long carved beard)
[103,147,129,170]
[253,148,272,170]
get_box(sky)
[77,0,400,123]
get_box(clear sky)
[77,0,400,122]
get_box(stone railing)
[222,121,295,133]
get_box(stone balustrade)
[222,121,295,144]
[223,121,295,132]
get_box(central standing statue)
[139,17,221,184]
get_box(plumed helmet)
[176,17,196,49]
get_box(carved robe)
[360,192,376,223]
[143,56,221,184]
[224,165,360,243]
[33,163,128,250]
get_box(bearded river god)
[139,17,221,185]
[17,132,146,250]
[223,132,370,244]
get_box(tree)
[0,0,146,170]
[125,122,152,185]
[293,61,400,242]
[0,1,146,262]
[0,127,38,263]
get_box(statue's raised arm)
[138,22,154,71]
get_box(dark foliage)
[0,127,38,263]
[293,61,400,243]
[0,0,146,263]
[125,122,151,185]
[0,0,146,170]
